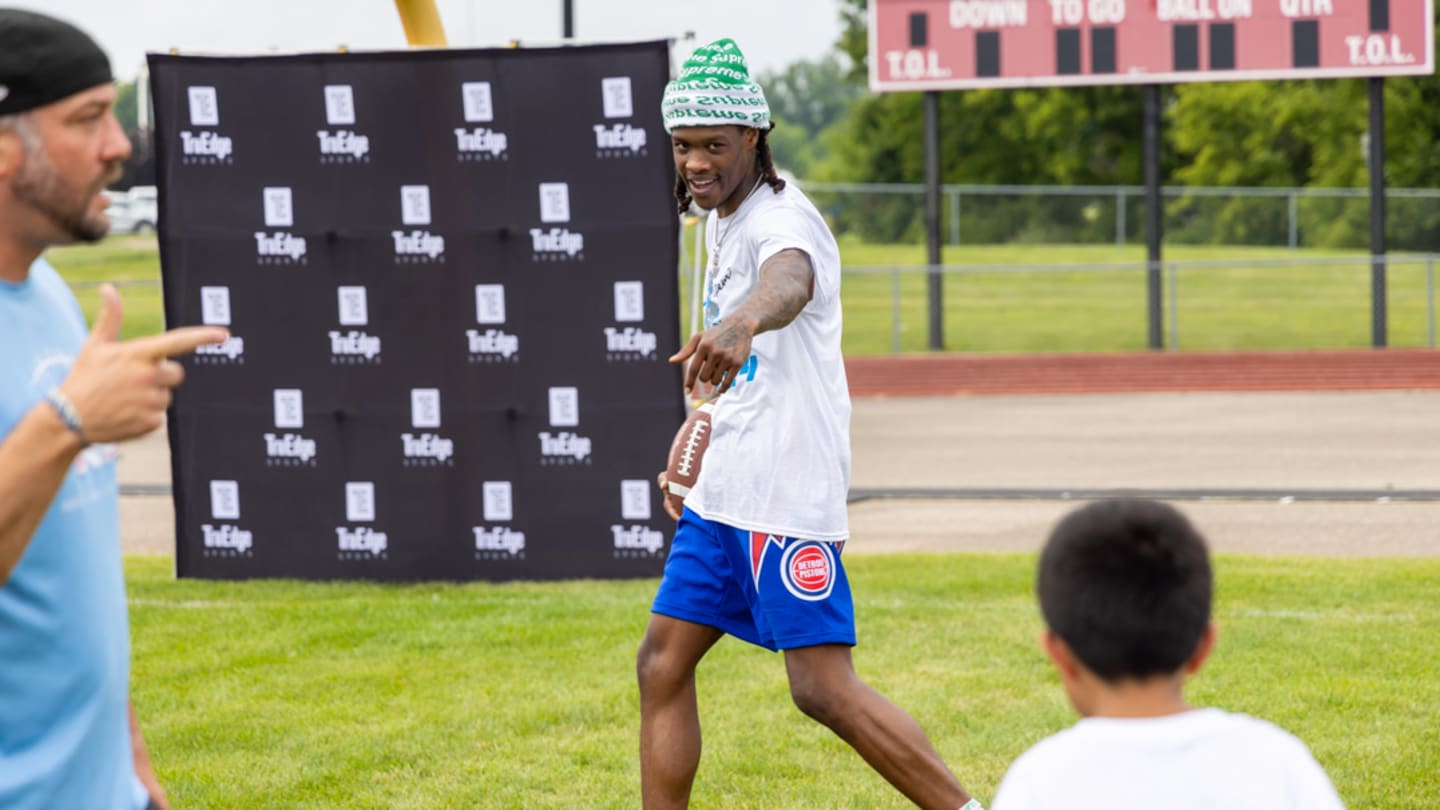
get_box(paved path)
[119,390,1440,558]
[846,349,1440,396]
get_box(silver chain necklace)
[709,174,766,274]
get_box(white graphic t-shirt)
[684,180,851,542]
[991,708,1345,810]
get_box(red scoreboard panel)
[869,0,1436,91]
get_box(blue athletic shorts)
[651,507,856,651]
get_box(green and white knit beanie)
[661,38,771,133]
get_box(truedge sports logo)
[330,285,382,365]
[264,388,317,467]
[605,280,657,361]
[531,183,585,262]
[474,480,526,560]
[467,283,520,364]
[538,386,592,465]
[202,480,253,558]
[612,479,664,558]
[337,481,388,560]
[317,84,371,163]
[402,388,455,466]
[455,81,509,162]
[180,86,234,165]
[255,187,307,265]
[393,185,446,264]
[594,76,648,159]
[194,286,245,365]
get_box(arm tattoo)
[729,249,815,337]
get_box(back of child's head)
[1037,498,1212,683]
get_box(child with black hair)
[991,498,1344,810]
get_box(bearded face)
[9,121,122,243]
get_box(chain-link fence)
[801,182,1440,252]
[833,255,1439,355]
[677,211,1438,354]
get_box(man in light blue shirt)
[0,9,229,809]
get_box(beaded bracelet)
[43,387,88,446]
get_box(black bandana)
[0,8,113,116]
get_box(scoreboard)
[869,0,1436,90]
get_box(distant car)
[104,185,158,234]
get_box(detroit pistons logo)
[779,541,837,602]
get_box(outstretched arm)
[670,248,815,396]
[0,285,227,584]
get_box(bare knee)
[785,646,867,728]
[788,668,852,727]
[636,636,680,697]
[636,620,715,701]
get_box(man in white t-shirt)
[991,499,1345,810]
[635,39,981,810]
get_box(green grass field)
[46,235,1439,355]
[127,553,1440,809]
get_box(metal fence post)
[891,267,902,355]
[1116,189,1126,247]
[948,189,960,246]
[1429,256,1436,349]
[1296,191,1307,249]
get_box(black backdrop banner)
[149,41,683,581]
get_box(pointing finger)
[128,326,231,360]
[668,333,701,365]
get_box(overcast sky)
[17,0,848,81]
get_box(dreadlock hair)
[673,126,787,216]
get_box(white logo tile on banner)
[454,81,508,161]
[324,84,356,125]
[273,389,304,428]
[210,480,240,520]
[262,187,294,227]
[620,480,652,520]
[475,284,506,324]
[400,185,432,225]
[467,284,519,363]
[202,477,253,557]
[601,76,633,118]
[411,388,441,428]
[614,281,644,322]
[462,81,494,122]
[612,524,666,557]
[482,481,514,521]
[317,84,369,162]
[200,286,231,326]
[401,388,453,466]
[337,286,368,326]
[594,76,647,158]
[548,386,579,427]
[188,86,219,126]
[607,281,656,360]
[180,86,234,164]
[538,183,571,223]
[345,482,375,522]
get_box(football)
[665,401,716,508]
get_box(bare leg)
[784,644,972,810]
[637,614,725,810]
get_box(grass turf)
[127,553,1440,809]
[46,236,1439,354]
